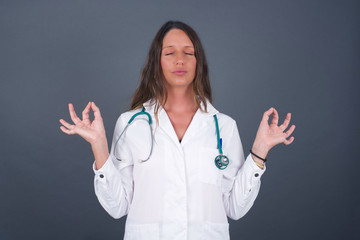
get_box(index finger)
[91,102,102,120]
[271,108,279,126]
[82,101,91,122]
[262,107,274,122]
[68,103,81,124]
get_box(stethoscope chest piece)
[213,114,229,170]
[215,154,229,170]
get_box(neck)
[163,86,197,113]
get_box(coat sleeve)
[221,120,266,220]
[93,113,134,219]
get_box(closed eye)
[165,53,173,56]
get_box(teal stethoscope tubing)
[113,108,229,169]
[213,115,229,169]
[113,107,154,163]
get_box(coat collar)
[142,98,219,118]
[142,98,219,147]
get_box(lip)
[172,70,187,76]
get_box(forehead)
[162,29,194,48]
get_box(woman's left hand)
[251,107,296,160]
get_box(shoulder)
[204,100,234,121]
[115,108,144,127]
[213,111,242,143]
[216,112,236,125]
[215,112,238,135]
[120,108,142,118]
[203,100,237,128]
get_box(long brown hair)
[130,21,212,116]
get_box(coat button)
[100,174,104,178]
[254,173,259,177]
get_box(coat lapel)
[180,101,219,146]
[142,99,219,148]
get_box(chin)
[166,80,193,89]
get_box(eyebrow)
[162,45,194,49]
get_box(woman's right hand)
[59,101,107,145]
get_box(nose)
[175,55,184,65]
[176,59,184,65]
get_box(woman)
[59,21,295,240]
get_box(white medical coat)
[93,99,266,240]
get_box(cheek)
[160,58,169,73]
[191,59,197,74]
[160,58,164,70]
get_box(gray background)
[1,0,359,239]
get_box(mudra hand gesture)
[251,107,296,162]
[59,102,107,145]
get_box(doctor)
[59,21,295,240]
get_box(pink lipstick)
[172,70,187,76]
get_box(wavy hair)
[130,21,212,117]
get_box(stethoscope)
[113,107,229,170]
